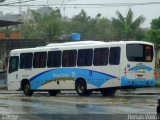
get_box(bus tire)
[101,89,116,97]
[75,79,91,96]
[23,82,33,96]
[48,90,60,96]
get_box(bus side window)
[9,56,19,73]
[77,49,93,66]
[62,50,77,67]
[20,53,33,69]
[94,48,109,66]
[47,51,61,67]
[33,52,47,68]
[109,47,120,65]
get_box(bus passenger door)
[8,56,19,90]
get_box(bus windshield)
[126,44,153,62]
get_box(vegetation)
[4,8,160,85]
[21,9,63,41]
[146,17,160,45]
[112,8,145,41]
[17,8,152,42]
[1,7,157,44]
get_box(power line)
[1,2,160,7]
[0,0,35,6]
[1,1,160,13]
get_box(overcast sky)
[1,0,160,28]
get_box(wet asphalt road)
[0,92,158,120]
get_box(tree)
[65,10,112,41]
[68,9,91,40]
[86,17,112,41]
[146,17,160,45]
[20,8,146,41]
[151,17,160,29]
[112,8,145,40]
[146,29,160,45]
[21,8,63,41]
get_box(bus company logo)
[2,114,18,120]
[51,48,59,51]
[71,71,76,77]
[53,73,69,78]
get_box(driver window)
[9,56,19,73]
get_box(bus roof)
[46,40,105,47]
[10,40,154,54]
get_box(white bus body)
[7,41,156,96]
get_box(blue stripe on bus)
[121,76,156,87]
[30,69,53,82]
[128,65,152,71]
[29,68,117,90]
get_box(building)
[0,20,47,83]
[0,20,73,83]
[0,39,47,71]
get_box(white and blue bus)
[7,41,156,96]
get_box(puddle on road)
[0,94,157,114]
[0,103,8,108]
[0,93,157,113]
[21,98,32,102]
[0,93,157,106]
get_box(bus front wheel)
[75,79,92,96]
[23,82,33,96]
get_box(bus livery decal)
[128,65,152,71]
[29,68,117,90]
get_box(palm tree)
[112,8,145,40]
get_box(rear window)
[126,44,153,62]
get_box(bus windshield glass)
[126,44,153,62]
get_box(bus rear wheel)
[48,90,60,96]
[23,82,33,96]
[75,79,92,96]
[101,89,116,96]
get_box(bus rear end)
[121,42,156,88]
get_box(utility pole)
[18,0,23,34]
[47,0,48,6]
[63,7,65,17]
[19,0,22,15]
